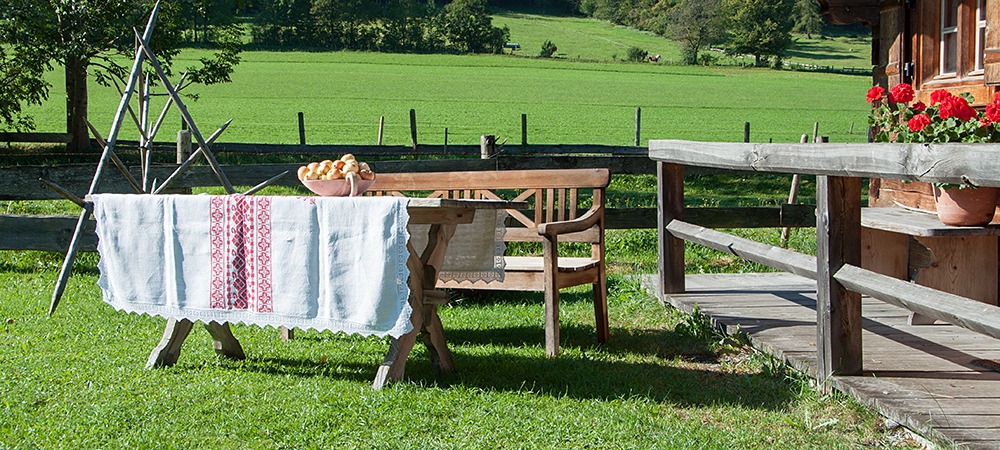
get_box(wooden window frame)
[974,0,988,73]
[941,0,960,76]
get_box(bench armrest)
[536,205,603,237]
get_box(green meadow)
[21,12,873,147]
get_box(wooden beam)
[0,133,73,143]
[665,219,818,280]
[834,264,1000,341]
[658,162,685,294]
[816,175,863,380]
[649,140,1000,188]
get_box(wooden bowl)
[301,173,375,197]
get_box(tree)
[722,0,795,68]
[792,0,824,39]
[0,0,242,150]
[668,0,725,65]
[439,0,509,54]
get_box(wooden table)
[144,197,525,389]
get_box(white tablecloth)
[93,194,413,338]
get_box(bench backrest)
[366,168,610,244]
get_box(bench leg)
[593,272,609,344]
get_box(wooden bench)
[862,182,1000,324]
[368,168,611,357]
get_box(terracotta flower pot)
[932,185,1000,227]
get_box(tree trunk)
[65,54,91,152]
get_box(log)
[649,140,1000,188]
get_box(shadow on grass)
[220,315,794,411]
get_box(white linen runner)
[92,194,413,338]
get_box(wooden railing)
[650,139,1000,382]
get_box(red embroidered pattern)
[209,196,273,312]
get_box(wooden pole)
[134,30,234,194]
[298,112,306,145]
[521,113,527,146]
[816,175,864,386]
[635,107,641,146]
[409,108,417,152]
[177,129,191,165]
[812,122,820,143]
[657,162,685,295]
[480,135,497,159]
[744,122,750,143]
[780,134,808,247]
[377,116,385,145]
[444,127,449,154]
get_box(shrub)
[539,40,557,58]
[626,46,648,62]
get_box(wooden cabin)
[820,0,1000,210]
[819,1,1000,311]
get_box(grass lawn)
[0,249,916,448]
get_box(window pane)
[944,0,960,27]
[944,32,958,73]
[980,27,987,70]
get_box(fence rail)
[0,144,817,252]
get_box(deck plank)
[644,272,1000,450]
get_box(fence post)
[744,122,750,143]
[377,116,385,145]
[409,108,418,152]
[635,107,641,146]
[176,129,191,165]
[174,129,193,195]
[521,113,527,146]
[298,112,306,145]
[657,161,685,295]
[444,128,449,154]
[480,135,497,159]
[816,174,864,387]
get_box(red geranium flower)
[908,114,932,132]
[867,86,885,104]
[939,96,976,121]
[912,101,926,112]
[987,101,1000,123]
[890,84,914,104]
[930,89,951,105]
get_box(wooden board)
[649,140,1000,188]
[643,272,1000,450]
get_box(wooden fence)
[0,142,816,252]
[650,140,1000,384]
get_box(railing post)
[816,175,864,386]
[657,161,685,295]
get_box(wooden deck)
[644,273,1000,449]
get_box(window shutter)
[986,1,1000,84]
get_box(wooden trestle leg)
[372,223,458,389]
[146,318,245,368]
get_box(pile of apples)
[297,154,375,181]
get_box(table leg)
[371,242,427,389]
[417,224,457,372]
[203,321,246,360]
[146,318,245,368]
[146,317,194,368]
